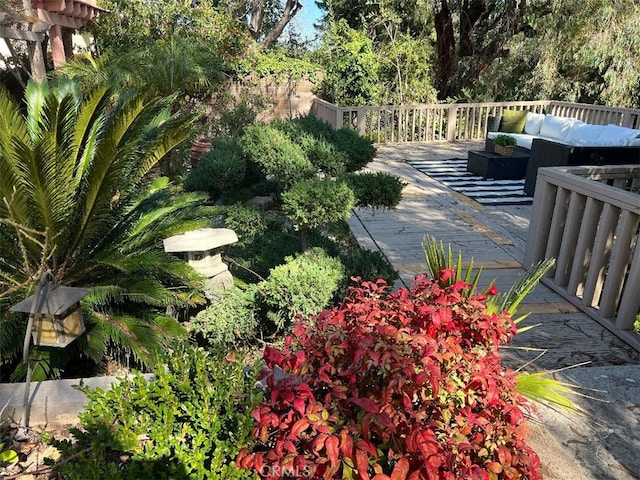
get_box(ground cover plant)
[49,345,261,479]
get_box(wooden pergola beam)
[36,0,107,67]
[0,0,107,76]
[0,26,45,42]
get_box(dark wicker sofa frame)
[487,117,640,196]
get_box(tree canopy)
[314,0,640,106]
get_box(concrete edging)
[0,374,154,426]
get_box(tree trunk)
[459,0,486,57]
[300,228,310,252]
[249,0,267,40]
[261,0,302,49]
[434,0,456,99]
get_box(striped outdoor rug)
[407,158,532,206]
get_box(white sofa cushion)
[565,122,606,145]
[539,115,576,141]
[570,137,629,147]
[597,124,640,144]
[524,112,545,135]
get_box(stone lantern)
[163,228,239,293]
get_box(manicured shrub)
[225,225,303,284]
[188,285,260,347]
[287,115,376,173]
[256,248,344,332]
[332,127,377,172]
[307,140,348,176]
[290,114,337,141]
[51,345,261,480]
[282,178,355,249]
[240,124,315,190]
[271,118,319,153]
[238,276,542,480]
[272,119,348,176]
[224,204,268,242]
[343,171,406,209]
[184,137,246,194]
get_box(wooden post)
[28,38,46,82]
[50,24,66,68]
[446,106,457,141]
[22,0,47,82]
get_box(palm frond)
[85,312,165,367]
[516,371,584,412]
[0,79,208,376]
[24,80,49,141]
[423,234,485,296]
[488,259,555,315]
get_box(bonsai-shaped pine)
[0,79,215,379]
[282,178,355,250]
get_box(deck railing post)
[446,106,457,141]
[336,107,344,129]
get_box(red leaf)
[340,429,354,457]
[390,457,410,480]
[353,397,379,414]
[372,475,391,480]
[498,446,512,466]
[355,449,370,480]
[325,435,340,468]
[356,439,378,458]
[311,433,328,453]
[439,269,456,282]
[252,453,265,475]
[290,418,309,439]
[293,398,306,416]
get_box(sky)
[293,1,324,41]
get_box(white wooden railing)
[524,165,640,350]
[310,99,640,143]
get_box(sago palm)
[0,79,216,379]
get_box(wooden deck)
[348,140,640,371]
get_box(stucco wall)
[230,76,318,121]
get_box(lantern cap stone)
[163,228,238,253]
[10,284,91,316]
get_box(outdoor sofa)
[486,111,640,195]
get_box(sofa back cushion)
[565,122,606,145]
[539,115,576,141]
[524,112,545,135]
[500,110,528,133]
[597,124,640,143]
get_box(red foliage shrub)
[237,274,541,480]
